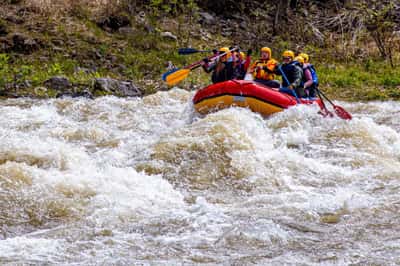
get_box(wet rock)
[94,78,143,97]
[161,32,177,41]
[71,88,94,99]
[43,76,72,91]
[54,87,93,99]
[198,12,215,25]
[97,14,130,32]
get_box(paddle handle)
[178,48,211,55]
[185,47,238,70]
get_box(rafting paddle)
[316,88,334,118]
[163,47,238,86]
[178,48,211,55]
[316,88,352,120]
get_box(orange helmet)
[261,47,272,58]
[299,53,309,63]
[294,56,304,64]
[219,47,231,61]
[282,50,295,60]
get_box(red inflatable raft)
[193,80,323,116]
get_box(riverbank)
[0,1,399,101]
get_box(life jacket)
[279,61,300,87]
[251,59,277,80]
[211,61,234,84]
[304,63,319,86]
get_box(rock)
[0,20,7,36]
[221,31,232,37]
[160,31,177,41]
[94,78,143,97]
[43,76,72,91]
[144,24,155,33]
[97,14,130,32]
[34,86,48,97]
[198,12,215,25]
[5,15,24,24]
[11,33,40,54]
[71,88,94,99]
[0,37,12,52]
[9,0,23,4]
[239,21,247,30]
[118,26,136,36]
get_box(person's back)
[275,50,305,98]
[299,53,318,98]
[202,47,234,84]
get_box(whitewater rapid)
[0,89,399,265]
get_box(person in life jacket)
[232,50,252,80]
[299,52,318,98]
[248,47,280,88]
[201,46,235,84]
[275,50,305,98]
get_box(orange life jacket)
[250,59,278,80]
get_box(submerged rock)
[94,78,143,97]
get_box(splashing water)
[0,90,399,265]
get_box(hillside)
[0,0,399,100]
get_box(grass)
[318,60,400,101]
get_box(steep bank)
[0,0,399,100]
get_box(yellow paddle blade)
[165,68,191,86]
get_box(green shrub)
[0,54,11,88]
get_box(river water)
[0,89,399,265]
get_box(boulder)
[198,12,215,25]
[94,78,143,97]
[11,33,40,54]
[43,76,72,91]
[97,15,130,32]
[161,31,177,41]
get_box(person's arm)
[243,49,252,71]
[303,68,313,88]
[201,58,215,73]
[273,63,283,75]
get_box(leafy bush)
[0,54,10,88]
